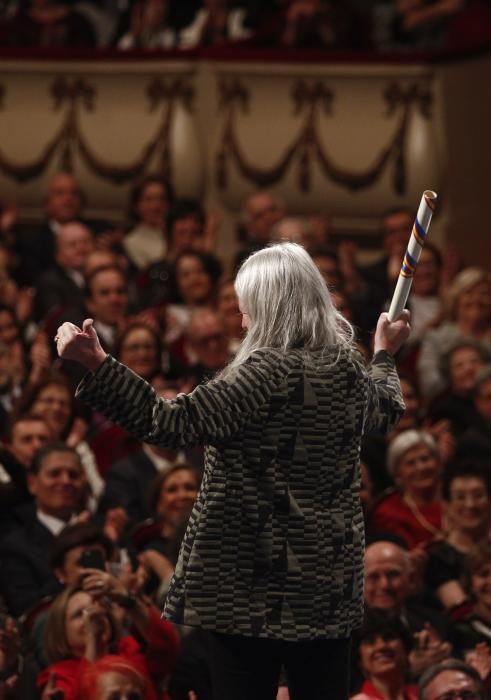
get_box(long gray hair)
[221,242,355,378]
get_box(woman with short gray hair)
[55,242,410,700]
[371,429,443,549]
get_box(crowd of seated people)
[0,168,490,699]
[0,0,490,52]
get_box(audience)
[418,658,487,700]
[0,442,87,616]
[456,366,491,462]
[0,81,487,697]
[133,464,201,603]
[74,656,154,700]
[164,253,223,346]
[364,539,452,676]
[137,198,221,312]
[37,581,179,700]
[455,542,491,654]
[34,220,95,324]
[0,412,50,519]
[115,323,164,382]
[6,0,96,49]
[12,173,91,286]
[13,372,104,507]
[180,307,232,384]
[123,176,174,271]
[425,461,491,612]
[418,267,491,401]
[428,339,489,438]
[235,190,285,269]
[404,243,444,351]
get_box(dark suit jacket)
[13,218,108,287]
[0,449,32,531]
[12,221,56,286]
[34,264,85,323]
[0,504,63,616]
[456,417,491,462]
[98,450,159,527]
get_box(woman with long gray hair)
[55,242,410,700]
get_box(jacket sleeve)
[76,351,295,449]
[0,537,60,617]
[364,350,405,435]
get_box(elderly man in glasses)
[419,659,486,700]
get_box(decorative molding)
[0,76,195,184]
[215,77,433,195]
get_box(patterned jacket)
[77,347,404,641]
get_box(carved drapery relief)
[0,76,194,184]
[216,77,432,195]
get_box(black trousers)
[208,632,351,700]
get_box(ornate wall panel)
[0,60,204,220]
[0,55,453,247]
[207,62,442,225]
[1,53,488,261]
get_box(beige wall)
[0,54,489,267]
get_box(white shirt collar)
[93,320,117,348]
[142,444,185,473]
[36,509,71,536]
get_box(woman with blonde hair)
[55,242,410,700]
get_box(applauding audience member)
[425,461,491,613]
[419,267,491,401]
[0,443,87,616]
[351,609,418,700]
[370,430,443,550]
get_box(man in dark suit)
[0,413,51,529]
[358,207,414,329]
[34,220,94,323]
[59,264,130,386]
[13,172,107,286]
[0,442,87,616]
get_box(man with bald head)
[364,539,414,610]
[364,539,452,676]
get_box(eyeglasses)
[433,691,480,700]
